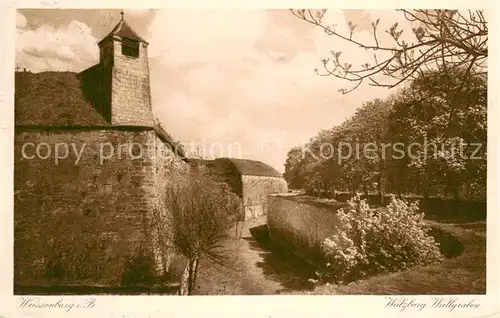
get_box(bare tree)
[291,9,487,94]
[154,173,242,295]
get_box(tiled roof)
[99,18,147,45]
[217,158,283,178]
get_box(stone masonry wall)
[148,132,190,275]
[14,128,188,286]
[241,175,288,220]
[110,40,153,126]
[267,195,340,261]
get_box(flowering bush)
[320,195,443,283]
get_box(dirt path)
[195,217,486,295]
[194,216,315,295]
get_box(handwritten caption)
[385,296,481,312]
[18,297,95,312]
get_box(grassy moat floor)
[195,217,486,295]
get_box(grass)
[15,271,182,295]
[14,283,180,295]
[295,220,486,295]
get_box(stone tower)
[97,11,153,126]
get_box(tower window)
[122,38,139,58]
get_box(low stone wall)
[267,195,344,264]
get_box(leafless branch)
[290,9,488,94]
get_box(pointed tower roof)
[98,11,148,46]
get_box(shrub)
[320,195,443,283]
[121,248,157,286]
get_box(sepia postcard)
[1,1,499,318]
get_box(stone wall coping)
[268,194,349,212]
[15,124,188,162]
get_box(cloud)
[16,11,27,28]
[147,9,403,172]
[16,18,98,72]
[16,9,408,172]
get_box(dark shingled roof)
[15,71,186,160]
[215,158,283,178]
[98,19,147,45]
[15,71,111,126]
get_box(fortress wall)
[14,128,188,286]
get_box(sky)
[15,9,419,172]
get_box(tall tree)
[284,146,306,189]
[388,67,487,200]
[154,173,242,295]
